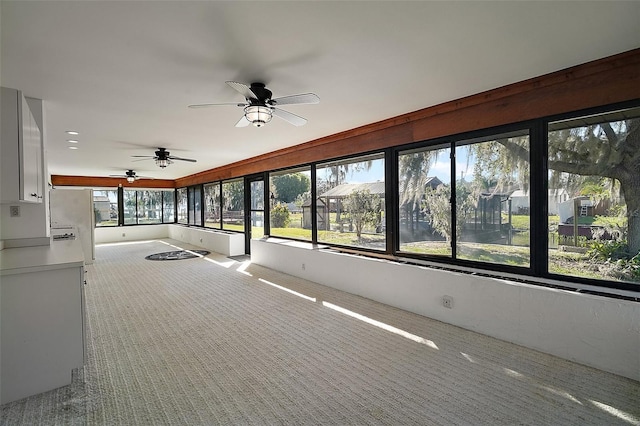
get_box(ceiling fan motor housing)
[249,83,272,104]
[155,148,169,159]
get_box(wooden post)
[573,198,580,246]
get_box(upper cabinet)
[1,87,44,203]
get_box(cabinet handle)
[31,193,37,197]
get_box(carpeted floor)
[1,239,639,425]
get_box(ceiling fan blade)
[131,155,155,158]
[271,93,320,106]
[188,102,245,109]
[168,156,197,163]
[272,108,307,126]
[235,116,251,127]
[226,81,258,100]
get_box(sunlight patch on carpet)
[323,301,439,350]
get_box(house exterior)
[507,188,570,215]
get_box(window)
[269,166,312,241]
[188,185,202,226]
[316,153,385,250]
[548,107,640,284]
[162,191,175,223]
[398,144,452,256]
[177,188,187,224]
[222,179,244,232]
[136,190,162,224]
[249,179,265,239]
[93,189,118,227]
[204,182,221,229]
[455,131,530,267]
[123,189,137,225]
[123,189,175,225]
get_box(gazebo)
[318,181,385,231]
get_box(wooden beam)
[51,175,175,188]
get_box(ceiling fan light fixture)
[244,105,272,127]
[126,176,135,183]
[156,158,169,168]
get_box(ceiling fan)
[189,81,320,127]
[109,169,154,183]
[131,148,197,168]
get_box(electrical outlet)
[9,205,20,217]
[302,263,306,270]
[442,295,454,309]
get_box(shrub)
[270,203,291,228]
[587,240,629,261]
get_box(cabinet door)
[0,87,43,203]
[1,267,84,404]
[20,96,41,202]
[0,87,21,202]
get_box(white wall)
[95,224,170,244]
[251,238,640,381]
[50,188,94,263]
[95,224,244,257]
[167,225,244,257]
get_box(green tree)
[272,173,310,203]
[343,189,381,240]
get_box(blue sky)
[337,149,475,185]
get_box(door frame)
[244,173,268,254]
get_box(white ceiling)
[2,1,639,180]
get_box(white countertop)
[0,238,85,276]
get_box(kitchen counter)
[0,238,85,276]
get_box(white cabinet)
[0,240,86,404]
[1,86,44,203]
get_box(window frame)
[268,165,313,242]
[121,188,176,226]
[315,150,388,254]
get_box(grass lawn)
[176,210,636,283]
[317,231,386,248]
[270,227,312,240]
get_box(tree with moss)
[492,116,640,256]
[424,183,474,242]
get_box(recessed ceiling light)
[66,130,79,135]
[67,140,79,143]
[68,146,79,150]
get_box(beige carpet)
[2,239,639,425]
